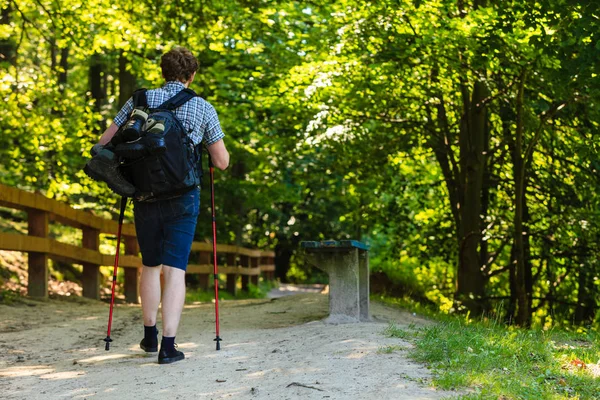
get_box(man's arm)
[98,122,120,146]
[96,97,134,146]
[207,139,229,170]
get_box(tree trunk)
[513,70,531,326]
[275,238,293,283]
[480,116,491,279]
[427,63,489,316]
[506,244,517,324]
[119,51,136,108]
[447,0,490,317]
[574,239,596,325]
[428,69,461,236]
[543,237,555,321]
[455,79,488,315]
[523,199,533,309]
[50,38,57,74]
[90,54,105,113]
[500,91,518,325]
[0,5,16,67]
[58,47,69,90]
[574,267,592,325]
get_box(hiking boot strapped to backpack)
[85,88,202,201]
[119,88,202,202]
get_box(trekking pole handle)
[208,153,214,169]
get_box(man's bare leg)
[140,265,163,326]
[161,265,186,337]
[157,265,186,364]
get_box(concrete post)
[358,250,370,321]
[302,240,370,323]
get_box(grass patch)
[384,322,418,339]
[377,345,406,354]
[377,296,600,399]
[412,320,600,399]
[0,288,22,305]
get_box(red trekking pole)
[208,154,222,351]
[104,196,128,351]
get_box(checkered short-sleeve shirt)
[113,81,225,146]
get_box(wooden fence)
[0,184,275,303]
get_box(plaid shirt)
[113,81,224,146]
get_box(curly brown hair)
[160,47,199,83]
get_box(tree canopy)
[1,0,599,327]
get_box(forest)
[1,0,599,329]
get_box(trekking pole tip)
[214,336,222,351]
[104,336,113,351]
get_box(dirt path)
[0,290,456,399]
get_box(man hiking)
[87,47,229,364]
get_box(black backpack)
[119,88,202,202]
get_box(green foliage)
[1,0,600,326]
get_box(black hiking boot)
[140,338,158,353]
[140,325,159,352]
[83,148,136,197]
[158,346,185,365]
[113,133,166,159]
[90,143,104,157]
[119,108,148,142]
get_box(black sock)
[144,325,158,346]
[161,336,176,352]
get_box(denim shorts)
[133,188,199,271]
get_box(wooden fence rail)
[0,184,275,303]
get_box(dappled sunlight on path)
[0,291,456,399]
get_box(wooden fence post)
[250,256,259,286]
[198,251,211,290]
[27,209,49,298]
[269,256,275,280]
[124,236,139,303]
[82,227,101,300]
[241,254,250,291]
[3,185,276,302]
[260,254,275,281]
[226,253,237,295]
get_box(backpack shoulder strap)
[132,88,148,108]
[158,88,197,110]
